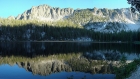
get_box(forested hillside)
[0,19,140,42]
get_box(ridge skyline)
[0,0,130,18]
[3,4,131,19]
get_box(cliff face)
[95,8,139,23]
[15,4,140,32]
[16,4,140,24]
[16,4,74,21]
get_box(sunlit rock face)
[16,4,74,21]
[15,4,140,32]
[84,22,128,32]
[16,4,139,24]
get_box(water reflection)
[84,50,121,60]
[0,42,140,78]
[0,42,140,57]
[0,64,115,79]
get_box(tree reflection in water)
[0,42,140,76]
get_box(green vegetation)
[114,57,140,79]
[67,9,108,25]
[0,18,140,42]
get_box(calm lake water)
[0,42,140,79]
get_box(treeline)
[0,18,140,42]
[0,22,140,42]
[0,23,88,41]
[92,30,140,42]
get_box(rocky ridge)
[16,4,74,21]
[16,4,140,23]
[14,4,140,32]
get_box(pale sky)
[0,0,131,18]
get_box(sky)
[0,0,131,18]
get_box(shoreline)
[0,41,130,43]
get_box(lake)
[0,42,140,79]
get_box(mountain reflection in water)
[0,42,140,79]
[0,64,115,79]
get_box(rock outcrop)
[16,4,74,21]
[84,22,128,32]
[16,5,140,24]
[14,4,140,32]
